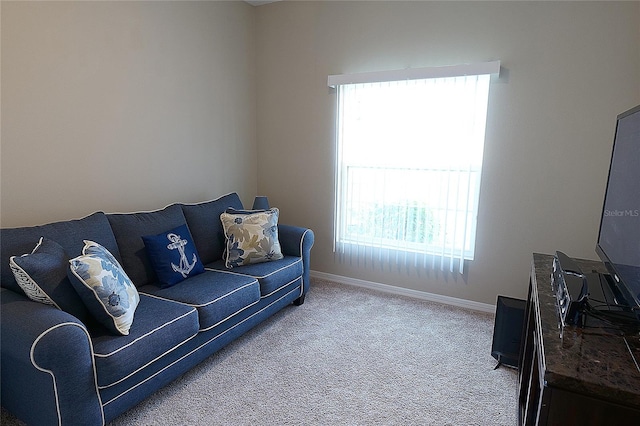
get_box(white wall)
[255,1,640,304]
[1,1,257,227]
[2,1,639,305]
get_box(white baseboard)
[310,270,496,314]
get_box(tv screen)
[596,104,640,312]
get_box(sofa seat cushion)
[91,293,199,389]
[138,270,260,332]
[206,256,303,298]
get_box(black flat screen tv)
[596,104,640,316]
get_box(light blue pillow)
[220,208,284,268]
[68,241,139,335]
[9,237,90,322]
[142,223,205,288]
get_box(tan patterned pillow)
[220,208,284,268]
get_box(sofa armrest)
[278,225,314,257]
[1,288,104,426]
[278,225,315,298]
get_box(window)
[329,62,499,273]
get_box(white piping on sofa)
[30,322,105,426]
[93,309,198,358]
[102,286,301,407]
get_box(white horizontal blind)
[332,63,497,274]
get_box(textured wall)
[1,1,257,227]
[255,1,640,304]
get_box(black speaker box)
[491,295,526,369]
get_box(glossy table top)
[531,253,640,408]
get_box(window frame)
[329,62,499,273]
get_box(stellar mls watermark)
[604,209,640,217]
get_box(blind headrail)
[327,61,500,88]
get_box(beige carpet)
[2,278,518,425]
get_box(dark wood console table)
[518,253,640,425]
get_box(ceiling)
[245,1,281,6]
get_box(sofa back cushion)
[107,204,188,287]
[180,192,243,265]
[1,212,121,297]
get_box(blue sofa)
[0,193,314,425]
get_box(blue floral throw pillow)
[68,241,140,335]
[142,223,205,288]
[220,208,284,268]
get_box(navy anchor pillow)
[142,223,205,288]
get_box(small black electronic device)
[552,251,589,327]
[584,271,640,326]
[491,295,526,370]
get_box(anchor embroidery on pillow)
[166,233,197,278]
